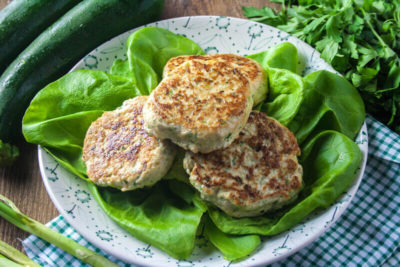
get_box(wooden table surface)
[0,0,278,255]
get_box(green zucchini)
[0,0,164,143]
[0,0,81,73]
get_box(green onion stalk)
[0,254,25,267]
[0,239,41,267]
[0,194,120,267]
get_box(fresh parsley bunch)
[244,0,400,134]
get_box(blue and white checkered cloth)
[22,115,400,266]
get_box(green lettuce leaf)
[247,42,298,73]
[208,130,362,236]
[203,215,260,261]
[163,148,190,184]
[111,27,205,93]
[88,180,206,259]
[248,42,304,125]
[288,70,365,144]
[22,70,141,177]
[260,67,304,125]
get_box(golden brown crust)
[83,99,151,164]
[163,54,263,82]
[185,111,302,217]
[82,96,175,191]
[152,55,251,130]
[143,54,256,153]
[164,54,267,106]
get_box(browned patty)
[153,62,249,130]
[163,54,267,105]
[143,54,254,153]
[184,111,303,217]
[82,96,176,191]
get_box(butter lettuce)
[22,28,365,261]
[89,180,206,259]
[203,215,260,261]
[288,70,366,144]
[248,42,304,125]
[111,27,205,93]
[249,42,365,142]
[247,42,298,73]
[260,68,304,125]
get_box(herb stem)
[360,7,396,56]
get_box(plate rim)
[38,15,369,266]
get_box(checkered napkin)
[22,114,400,267]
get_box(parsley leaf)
[244,0,400,134]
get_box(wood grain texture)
[161,0,279,19]
[0,0,275,255]
[0,0,10,9]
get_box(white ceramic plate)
[39,16,368,266]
